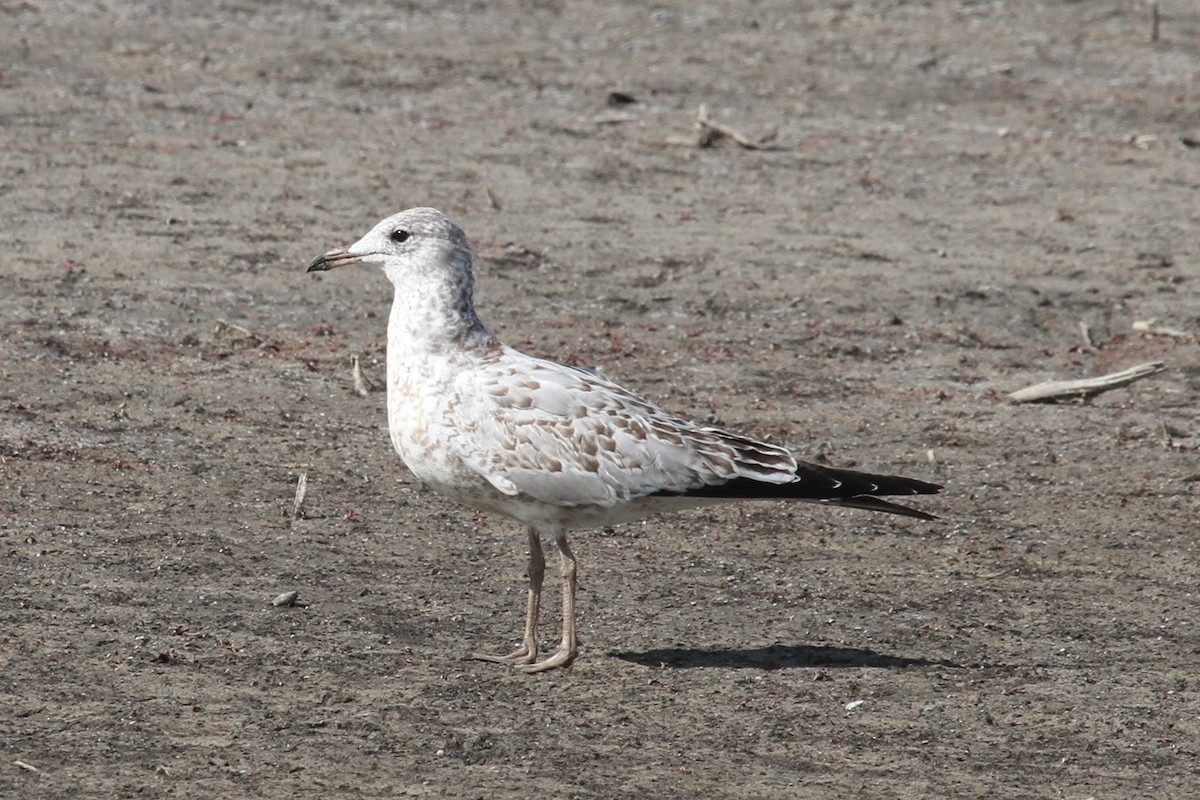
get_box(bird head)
[307,207,471,284]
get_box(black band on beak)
[307,249,362,272]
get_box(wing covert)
[443,351,796,508]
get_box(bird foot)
[472,644,537,665]
[513,645,577,673]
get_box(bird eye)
[390,229,411,243]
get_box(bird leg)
[473,526,544,665]
[517,533,578,673]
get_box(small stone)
[272,590,300,607]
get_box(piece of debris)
[1132,319,1193,340]
[606,90,637,106]
[1078,320,1096,349]
[485,184,502,210]
[213,318,263,348]
[697,104,777,150]
[593,112,639,125]
[351,355,375,396]
[292,471,308,519]
[214,319,254,337]
[1008,361,1166,404]
[666,104,778,150]
[14,760,39,773]
[272,590,300,608]
[845,700,865,712]
[1161,421,1192,452]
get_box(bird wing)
[446,348,798,509]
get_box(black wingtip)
[652,462,942,520]
[826,495,940,521]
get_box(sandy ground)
[3,1,1199,797]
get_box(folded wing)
[448,349,940,518]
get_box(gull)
[308,208,941,673]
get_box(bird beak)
[307,248,363,272]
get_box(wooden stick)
[213,318,253,337]
[212,318,262,346]
[351,355,374,396]
[1008,361,1166,403]
[1078,320,1096,348]
[695,104,775,150]
[1132,319,1193,340]
[485,184,502,211]
[292,471,308,519]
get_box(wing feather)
[442,346,939,519]
[446,349,794,508]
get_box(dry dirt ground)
[3,1,1199,798]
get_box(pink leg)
[473,527,544,665]
[517,533,578,673]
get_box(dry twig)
[485,184,502,210]
[213,319,254,337]
[665,104,778,150]
[1078,320,1096,349]
[695,104,775,150]
[351,355,375,396]
[292,471,308,519]
[1008,361,1166,404]
[1132,319,1193,340]
[213,318,262,348]
[593,112,639,125]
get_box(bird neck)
[385,258,492,360]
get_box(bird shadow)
[610,643,959,671]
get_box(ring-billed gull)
[308,208,941,673]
